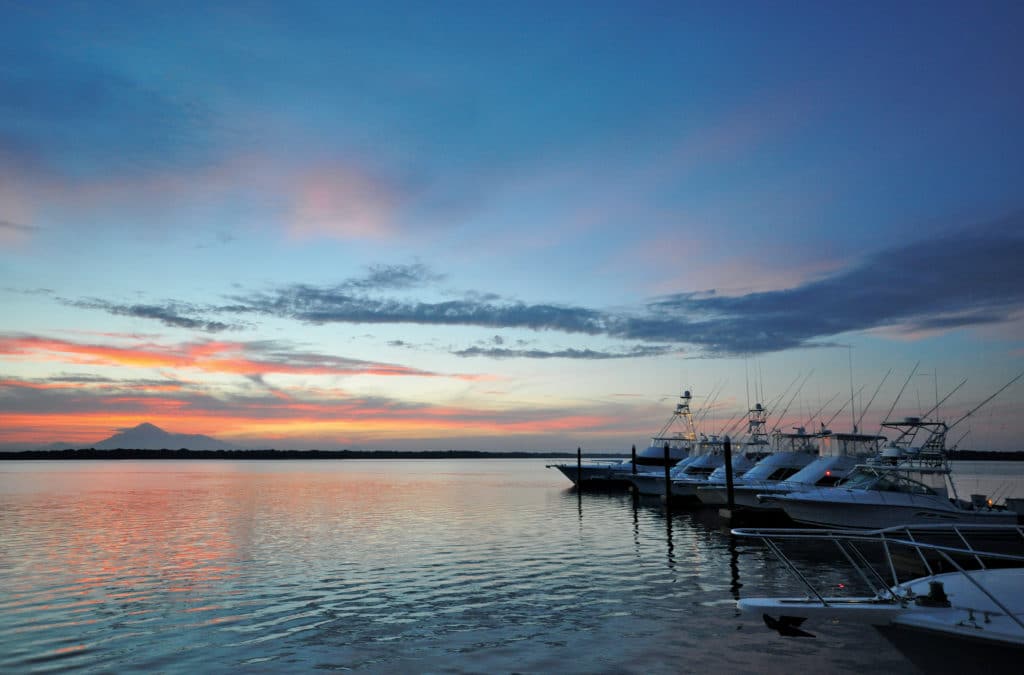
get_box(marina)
[3,2,1023,673]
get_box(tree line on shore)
[0,448,582,460]
[0,448,1021,460]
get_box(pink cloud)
[289,164,399,240]
[0,150,405,243]
[0,334,467,380]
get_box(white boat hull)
[548,463,631,486]
[629,472,674,496]
[698,484,787,508]
[775,494,1018,529]
[741,568,1024,649]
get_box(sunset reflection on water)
[0,459,932,673]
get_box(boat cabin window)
[839,467,938,495]
[766,467,802,481]
[873,476,901,491]
[888,474,936,495]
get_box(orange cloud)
[0,378,184,393]
[0,406,626,448]
[0,335,640,448]
[0,334,446,379]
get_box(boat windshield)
[683,465,716,478]
[839,468,878,489]
[841,467,937,495]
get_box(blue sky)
[1,1,1022,450]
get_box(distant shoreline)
[0,448,1022,461]
[0,448,592,460]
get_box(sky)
[1,1,1023,451]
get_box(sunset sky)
[2,1,1023,451]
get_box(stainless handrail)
[733,524,1024,629]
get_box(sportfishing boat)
[734,524,1024,668]
[547,390,697,487]
[628,433,726,496]
[671,403,772,502]
[763,418,1018,528]
[696,426,820,506]
[720,431,887,511]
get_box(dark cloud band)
[56,214,1024,355]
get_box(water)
[0,460,1019,673]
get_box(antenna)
[847,346,856,432]
[758,360,766,408]
[744,358,751,413]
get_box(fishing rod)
[989,480,1013,507]
[721,406,753,440]
[696,379,727,427]
[715,409,745,438]
[947,370,1024,432]
[768,370,814,433]
[764,371,803,415]
[950,429,971,451]
[822,384,866,429]
[875,361,920,437]
[919,378,968,422]
[802,391,840,430]
[854,368,893,432]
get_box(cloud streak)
[0,334,471,380]
[0,375,632,449]
[453,345,675,360]
[639,214,1024,353]
[234,216,1024,354]
[0,218,37,233]
[236,285,610,334]
[54,214,1024,356]
[63,298,244,333]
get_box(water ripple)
[0,459,936,673]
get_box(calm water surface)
[1,459,1020,673]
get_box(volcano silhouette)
[94,422,233,450]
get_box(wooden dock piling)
[724,435,735,510]
[663,443,671,500]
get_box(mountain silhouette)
[94,422,233,450]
